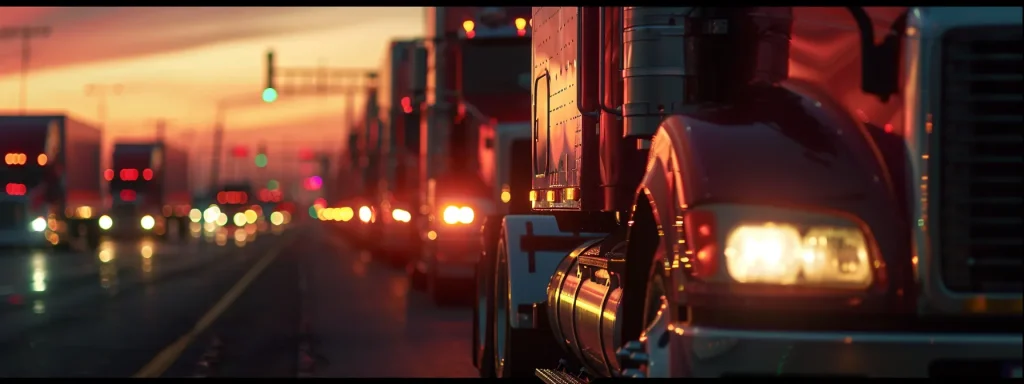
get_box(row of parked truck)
[0,114,194,250]
[338,6,1021,379]
[333,6,534,303]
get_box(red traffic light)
[231,146,249,158]
[298,148,314,162]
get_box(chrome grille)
[938,26,1023,294]
[0,202,26,230]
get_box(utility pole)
[84,83,123,179]
[264,51,375,203]
[155,119,167,142]
[0,26,52,114]
[84,83,123,131]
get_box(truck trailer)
[409,6,534,305]
[103,141,191,241]
[0,114,104,250]
[475,6,1022,379]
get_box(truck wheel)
[493,236,560,378]
[408,262,427,291]
[474,218,502,377]
[427,269,461,307]
[84,222,101,251]
[177,217,191,241]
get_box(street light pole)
[0,26,52,114]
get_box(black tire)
[428,270,453,306]
[475,215,502,377]
[177,217,191,241]
[493,235,560,378]
[428,269,469,307]
[84,222,101,251]
[408,263,427,291]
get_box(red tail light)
[5,183,26,196]
[120,168,139,181]
[104,169,115,181]
[401,96,413,114]
[217,191,248,204]
[120,189,137,201]
[142,168,153,180]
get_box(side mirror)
[847,7,907,103]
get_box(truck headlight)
[442,205,474,224]
[31,217,47,232]
[692,204,878,290]
[140,215,155,230]
[724,221,872,289]
[98,215,113,230]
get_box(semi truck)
[214,181,256,229]
[372,39,427,268]
[408,6,534,305]
[0,114,104,250]
[341,77,385,244]
[102,141,191,241]
[474,6,1022,379]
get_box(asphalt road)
[0,220,477,378]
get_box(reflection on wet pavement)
[0,219,293,308]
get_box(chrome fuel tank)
[546,237,625,377]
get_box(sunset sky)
[0,7,425,151]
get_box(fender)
[643,83,913,309]
[502,214,605,329]
[634,128,682,265]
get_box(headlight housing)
[442,205,474,224]
[697,204,878,290]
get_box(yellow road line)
[133,230,300,378]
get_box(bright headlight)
[391,209,411,223]
[31,217,47,232]
[140,215,155,230]
[358,206,372,223]
[98,215,113,230]
[724,222,872,289]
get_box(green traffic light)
[262,87,278,103]
[255,153,268,167]
[267,179,279,190]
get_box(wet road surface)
[0,221,477,377]
[0,223,289,377]
[165,223,477,378]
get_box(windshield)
[460,37,532,122]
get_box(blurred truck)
[372,39,427,268]
[102,141,191,241]
[407,6,534,305]
[0,114,104,250]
